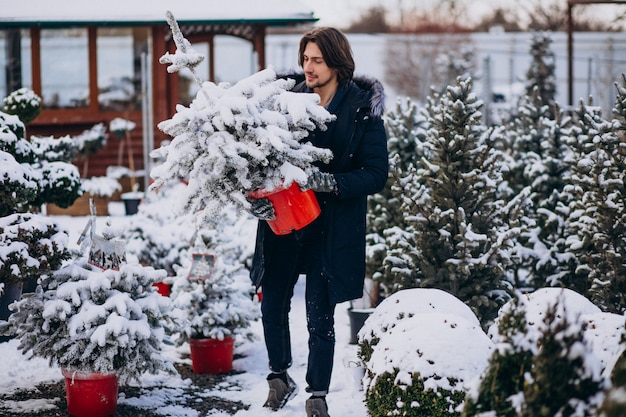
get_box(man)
[249,27,388,417]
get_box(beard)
[305,73,334,90]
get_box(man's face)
[302,41,337,90]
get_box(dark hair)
[298,27,355,85]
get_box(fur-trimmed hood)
[278,71,386,119]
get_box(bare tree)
[516,0,622,31]
[384,34,474,100]
[474,7,524,32]
[395,0,472,33]
[346,6,390,33]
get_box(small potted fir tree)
[169,213,260,374]
[150,12,333,233]
[0,219,175,417]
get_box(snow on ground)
[0,201,367,416]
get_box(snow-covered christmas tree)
[3,258,175,383]
[564,79,626,313]
[523,32,557,120]
[150,12,333,222]
[365,97,427,296]
[383,77,530,325]
[169,212,260,343]
[506,88,576,291]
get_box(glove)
[303,172,337,193]
[247,197,276,220]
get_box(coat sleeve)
[333,116,388,199]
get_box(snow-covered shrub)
[599,331,626,417]
[467,288,613,417]
[463,294,534,417]
[522,294,605,417]
[0,150,38,216]
[150,13,334,221]
[3,260,174,384]
[124,182,195,276]
[0,110,82,210]
[31,161,82,209]
[2,87,41,124]
[358,289,493,417]
[0,213,69,288]
[170,253,259,343]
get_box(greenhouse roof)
[0,0,317,27]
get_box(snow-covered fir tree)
[523,32,557,120]
[3,259,175,383]
[150,13,333,222]
[383,77,530,326]
[506,88,576,290]
[169,213,259,343]
[366,97,427,295]
[564,83,626,313]
[123,182,196,276]
[432,48,476,97]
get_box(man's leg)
[260,236,302,410]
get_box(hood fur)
[278,71,386,119]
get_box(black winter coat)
[250,72,389,304]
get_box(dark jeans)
[260,222,336,395]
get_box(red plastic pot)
[189,337,234,374]
[249,182,320,235]
[62,369,118,417]
[152,282,172,296]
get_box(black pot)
[122,197,141,215]
[348,308,374,345]
[0,281,23,343]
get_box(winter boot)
[263,371,298,410]
[305,396,330,417]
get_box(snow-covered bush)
[170,253,259,343]
[465,288,615,417]
[79,176,122,198]
[463,294,535,417]
[150,13,333,221]
[0,110,82,210]
[358,289,493,417]
[0,213,69,288]
[2,260,174,384]
[522,295,605,417]
[123,182,195,276]
[2,87,41,124]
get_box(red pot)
[62,369,118,417]
[249,182,320,235]
[189,337,234,374]
[152,282,172,296]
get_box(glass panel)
[40,28,89,108]
[177,36,253,106]
[97,27,149,111]
[214,36,253,83]
[178,42,209,106]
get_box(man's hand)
[303,172,338,193]
[247,197,276,220]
